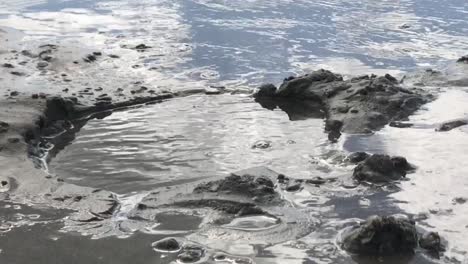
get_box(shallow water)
[41,88,468,263]
[2,0,468,263]
[50,94,329,193]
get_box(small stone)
[151,237,181,252]
[457,55,468,64]
[347,152,370,163]
[286,184,302,192]
[389,121,413,128]
[353,154,413,183]
[135,44,151,50]
[252,140,272,149]
[419,232,443,252]
[277,174,288,183]
[399,23,411,29]
[83,54,97,63]
[436,119,468,132]
[2,63,14,68]
[10,91,19,96]
[37,61,49,68]
[213,253,227,261]
[306,177,327,185]
[453,197,467,204]
[108,54,120,58]
[93,51,102,56]
[7,138,20,144]
[0,122,10,133]
[177,245,205,263]
[10,71,25,76]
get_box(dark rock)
[399,23,411,29]
[305,177,327,185]
[10,91,19,96]
[41,120,72,137]
[2,63,14,68]
[83,54,97,63]
[194,174,274,197]
[0,121,9,133]
[97,96,112,102]
[254,84,277,98]
[436,119,468,132]
[92,51,102,56]
[254,70,430,137]
[152,237,181,252]
[108,54,120,58]
[37,61,49,68]
[7,138,20,144]
[31,94,39,99]
[277,174,288,183]
[389,121,413,128]
[353,154,413,183]
[325,119,343,132]
[193,167,279,203]
[285,184,302,192]
[252,140,272,149]
[177,245,205,263]
[347,152,370,163]
[21,50,37,58]
[457,55,468,64]
[10,71,25,76]
[419,232,443,253]
[452,197,467,204]
[135,44,151,50]
[276,69,343,98]
[341,215,418,255]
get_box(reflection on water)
[341,88,468,262]
[2,0,468,263]
[50,94,329,193]
[1,0,467,91]
[47,90,468,263]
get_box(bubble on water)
[213,252,254,264]
[222,215,280,231]
[199,70,220,80]
[27,214,40,220]
[0,222,12,233]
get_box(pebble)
[151,237,181,252]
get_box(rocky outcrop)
[419,232,444,253]
[436,119,468,132]
[193,166,280,204]
[346,152,370,164]
[341,215,419,255]
[254,70,431,138]
[0,121,9,133]
[457,55,468,64]
[353,154,414,183]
